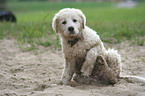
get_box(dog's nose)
[68,26,74,32]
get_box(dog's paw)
[82,71,91,77]
[81,68,91,77]
[81,63,92,77]
[59,81,63,85]
[60,78,70,85]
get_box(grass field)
[0,1,145,51]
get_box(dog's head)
[52,8,86,37]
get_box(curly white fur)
[52,8,145,85]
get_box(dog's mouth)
[64,31,78,37]
[69,30,75,34]
[69,31,77,36]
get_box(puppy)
[52,8,145,85]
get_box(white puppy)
[52,8,145,85]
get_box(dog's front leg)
[61,58,76,85]
[81,46,101,77]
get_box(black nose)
[68,26,74,32]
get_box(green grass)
[7,1,145,22]
[0,1,145,51]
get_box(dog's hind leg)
[91,55,118,84]
[91,48,121,84]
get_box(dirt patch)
[0,39,145,96]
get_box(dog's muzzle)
[68,26,75,34]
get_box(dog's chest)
[73,46,87,74]
[66,42,88,58]
[64,42,89,72]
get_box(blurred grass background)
[0,1,145,51]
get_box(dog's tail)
[119,63,145,85]
[120,75,145,85]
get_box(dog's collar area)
[68,33,83,47]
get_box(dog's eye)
[73,19,77,23]
[62,21,66,25]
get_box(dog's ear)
[52,16,59,33]
[79,11,86,29]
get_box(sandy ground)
[0,39,145,96]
